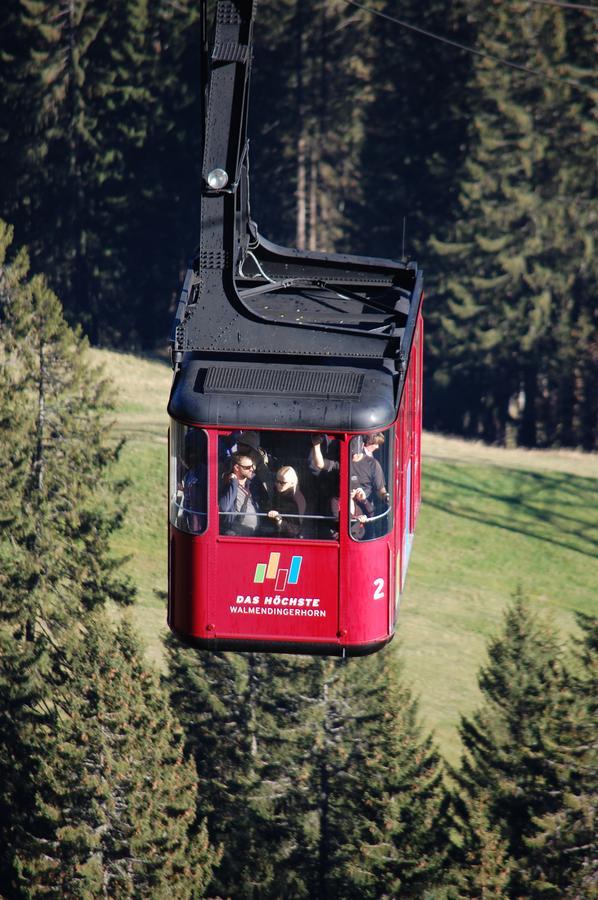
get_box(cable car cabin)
[167,0,424,656]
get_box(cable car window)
[169,422,208,535]
[218,431,339,540]
[349,431,392,541]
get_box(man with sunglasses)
[219,452,263,535]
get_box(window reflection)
[218,431,338,539]
[170,426,393,542]
[349,432,392,541]
[170,423,208,535]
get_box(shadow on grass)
[424,464,598,559]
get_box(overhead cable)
[339,0,592,93]
[520,0,598,11]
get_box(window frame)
[169,421,209,536]
[347,428,394,544]
[216,429,341,541]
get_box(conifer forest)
[0,1,596,897]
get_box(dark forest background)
[0,0,595,448]
[0,3,596,896]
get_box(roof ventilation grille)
[204,367,364,399]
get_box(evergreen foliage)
[452,594,576,896]
[427,2,597,448]
[0,221,132,893]
[446,790,513,899]
[14,615,216,898]
[0,2,594,445]
[165,638,293,898]
[0,223,214,897]
[321,648,449,898]
[0,0,202,344]
[523,613,597,897]
[1,2,595,891]
[251,0,373,251]
[166,640,450,898]
[356,0,472,263]
[0,219,131,634]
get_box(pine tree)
[246,652,323,899]
[0,220,131,630]
[95,0,203,344]
[251,0,373,253]
[0,4,32,234]
[165,638,288,898]
[10,0,109,335]
[428,3,597,447]
[524,614,597,897]
[0,220,132,893]
[280,656,355,899]
[165,641,345,899]
[321,648,449,898]
[13,615,216,898]
[167,634,452,898]
[0,0,203,346]
[447,791,513,899]
[356,0,472,262]
[245,651,448,899]
[539,9,597,450]
[453,593,566,895]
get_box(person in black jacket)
[350,436,389,503]
[267,466,306,538]
[219,453,263,535]
[233,431,273,508]
[307,433,340,538]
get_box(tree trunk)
[316,756,330,900]
[296,134,307,250]
[308,143,318,251]
[295,2,306,250]
[518,365,538,447]
[247,653,259,758]
[556,370,574,447]
[579,362,597,451]
[26,339,48,643]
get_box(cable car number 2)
[373,578,385,600]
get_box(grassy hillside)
[90,348,598,764]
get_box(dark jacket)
[269,489,306,538]
[219,477,262,534]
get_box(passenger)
[308,433,339,476]
[234,430,273,507]
[267,466,306,538]
[350,436,388,503]
[181,464,206,533]
[219,453,262,536]
[364,432,385,458]
[350,487,373,541]
[308,434,340,538]
[180,431,207,533]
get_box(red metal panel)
[341,538,392,644]
[168,528,209,637]
[396,387,411,594]
[169,529,342,647]
[208,537,340,643]
[391,416,403,627]
[415,313,424,514]
[412,314,423,520]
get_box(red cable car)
[167,0,423,656]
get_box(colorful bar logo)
[254,553,302,592]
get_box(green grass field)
[90,348,598,764]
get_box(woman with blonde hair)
[267,465,306,538]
